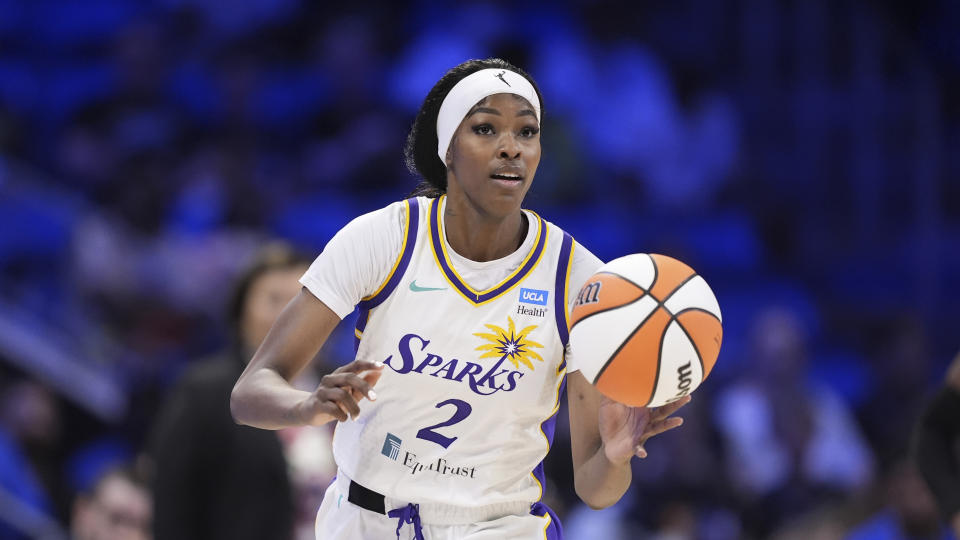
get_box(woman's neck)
[442,195,528,262]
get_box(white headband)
[436,68,541,164]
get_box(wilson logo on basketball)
[574,281,601,307]
[673,362,693,400]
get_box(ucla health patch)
[519,288,548,306]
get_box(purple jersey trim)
[429,197,546,305]
[531,374,567,534]
[554,233,574,349]
[530,501,564,540]
[354,198,420,351]
[357,197,420,311]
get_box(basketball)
[569,253,723,408]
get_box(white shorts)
[314,472,563,539]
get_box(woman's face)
[241,265,307,354]
[446,92,541,218]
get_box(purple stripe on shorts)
[531,501,564,540]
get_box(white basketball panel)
[648,320,704,407]
[568,295,659,383]
[663,275,722,321]
[598,253,656,291]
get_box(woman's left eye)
[472,124,494,135]
[520,127,540,138]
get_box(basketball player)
[231,58,690,539]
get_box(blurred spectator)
[70,465,151,540]
[913,350,960,538]
[0,378,64,515]
[770,506,849,540]
[862,316,935,464]
[147,242,308,540]
[714,306,874,536]
[846,459,950,540]
[0,378,61,539]
[278,419,337,540]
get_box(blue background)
[0,0,958,538]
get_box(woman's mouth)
[490,173,524,183]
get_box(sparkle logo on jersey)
[473,316,544,371]
[380,318,542,396]
[381,433,402,460]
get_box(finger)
[335,360,385,375]
[335,400,351,419]
[361,368,383,389]
[642,416,684,441]
[651,395,691,421]
[321,373,377,401]
[301,397,347,424]
[319,401,348,423]
[332,403,349,422]
[320,387,361,419]
[650,395,692,422]
[319,375,360,404]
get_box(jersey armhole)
[354,198,421,350]
[357,198,420,307]
[554,233,575,372]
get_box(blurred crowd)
[1,0,959,539]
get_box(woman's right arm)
[230,288,381,430]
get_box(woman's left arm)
[567,371,690,509]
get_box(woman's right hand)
[296,360,385,425]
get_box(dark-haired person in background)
[71,466,151,540]
[148,243,309,540]
[913,351,960,538]
[231,58,690,539]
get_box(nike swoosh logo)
[409,280,446,292]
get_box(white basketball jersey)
[333,195,576,508]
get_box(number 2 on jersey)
[416,399,472,448]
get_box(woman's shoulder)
[344,197,424,234]
[536,215,604,272]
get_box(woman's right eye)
[472,124,494,135]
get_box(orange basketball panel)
[648,254,696,302]
[675,310,723,379]
[595,306,671,407]
[569,274,645,329]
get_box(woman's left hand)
[598,394,691,465]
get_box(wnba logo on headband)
[436,68,541,163]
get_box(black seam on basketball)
[592,271,648,293]
[647,312,666,407]
[593,304,660,384]
[671,315,705,380]
[568,293,647,333]
[671,306,721,323]
[658,272,699,307]
[648,255,659,296]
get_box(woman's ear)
[445,137,455,169]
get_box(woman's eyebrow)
[466,107,536,118]
[467,106,500,117]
